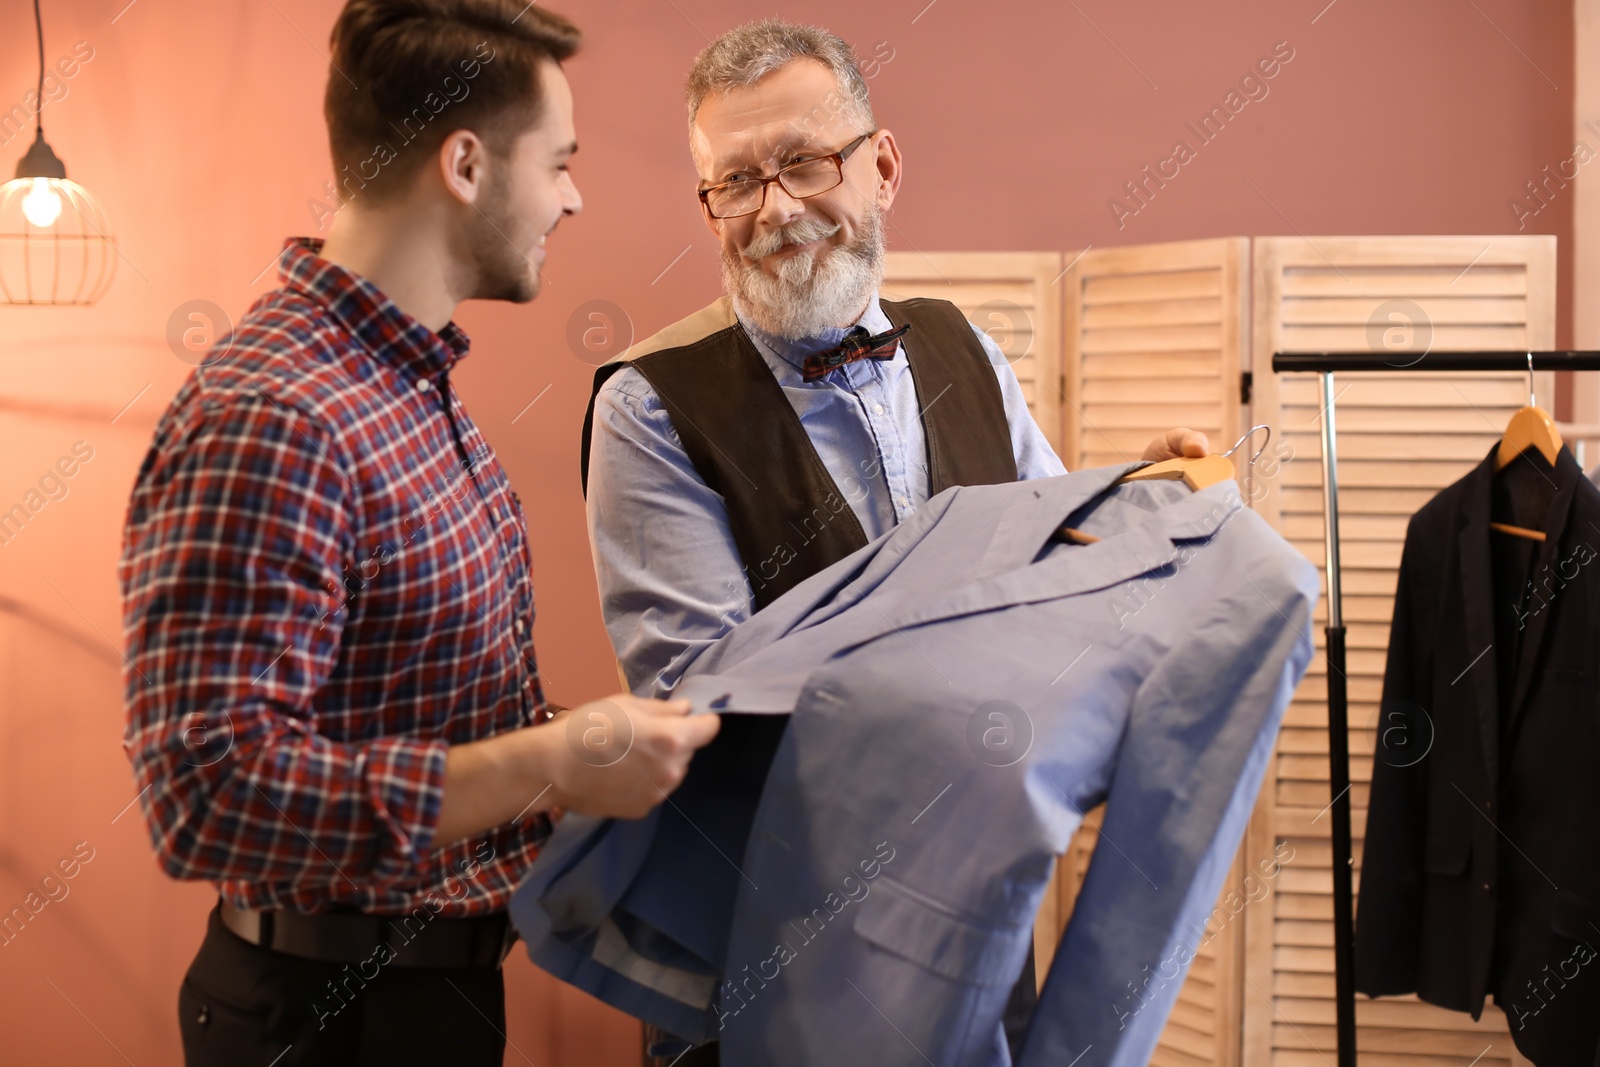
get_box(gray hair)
[684,18,875,134]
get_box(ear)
[437,128,490,206]
[871,129,902,212]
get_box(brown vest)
[581,296,1018,609]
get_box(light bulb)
[21,177,62,228]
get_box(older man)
[582,18,1206,1063]
[586,20,1205,699]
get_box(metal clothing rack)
[1269,350,1600,1067]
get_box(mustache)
[740,216,842,261]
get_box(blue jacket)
[512,463,1318,1066]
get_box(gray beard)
[721,208,886,341]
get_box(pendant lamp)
[0,0,115,305]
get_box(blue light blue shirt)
[586,291,1066,696]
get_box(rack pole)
[1318,372,1358,1067]
[1273,350,1600,372]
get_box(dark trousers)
[179,904,506,1067]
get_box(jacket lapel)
[1504,447,1581,738]
[973,462,1141,578]
[842,477,1243,651]
[1456,454,1501,797]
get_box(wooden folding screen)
[1245,235,1555,1067]
[1061,239,1250,471]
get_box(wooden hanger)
[1118,452,1236,491]
[1484,356,1561,543]
[1494,406,1562,471]
[1118,424,1268,493]
[1496,353,1562,471]
[1068,428,1265,542]
[1488,355,1560,542]
[1489,521,1545,542]
[1061,460,1227,541]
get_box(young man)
[583,19,1209,1064]
[120,4,717,1064]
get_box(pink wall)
[0,0,1574,1063]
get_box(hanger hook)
[1527,351,1536,408]
[1222,424,1272,466]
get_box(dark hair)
[324,0,581,203]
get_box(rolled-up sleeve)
[122,398,448,885]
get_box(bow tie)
[799,323,912,382]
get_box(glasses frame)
[698,131,877,219]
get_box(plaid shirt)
[121,238,549,917]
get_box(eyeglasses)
[698,132,876,219]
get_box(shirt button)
[416,378,432,392]
[873,403,885,415]
[515,619,526,635]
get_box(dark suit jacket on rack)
[1356,444,1600,1066]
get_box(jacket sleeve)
[1354,517,1432,994]
[1026,533,1318,1067]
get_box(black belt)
[218,900,513,970]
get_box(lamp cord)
[33,0,45,136]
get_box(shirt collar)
[277,237,470,383]
[732,290,893,374]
